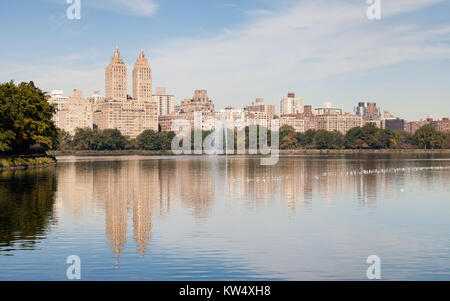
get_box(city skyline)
[1,0,450,120]
[46,47,449,139]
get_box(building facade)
[153,87,175,116]
[48,90,69,128]
[132,50,152,102]
[317,113,363,134]
[105,47,127,101]
[94,48,158,138]
[58,90,93,135]
[382,118,406,132]
[245,98,275,120]
[179,90,215,114]
[279,93,303,115]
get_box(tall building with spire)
[94,48,158,138]
[132,50,152,102]
[105,47,127,101]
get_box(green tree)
[56,129,73,150]
[413,125,447,149]
[392,130,414,149]
[72,128,95,150]
[344,123,395,149]
[298,129,316,148]
[99,129,128,150]
[313,130,343,149]
[137,130,160,150]
[0,81,58,154]
[137,130,176,151]
[344,127,362,149]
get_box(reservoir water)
[0,153,449,280]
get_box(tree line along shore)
[54,122,450,153]
[1,81,450,168]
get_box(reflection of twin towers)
[54,159,216,261]
[55,157,387,261]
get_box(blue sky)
[0,0,449,120]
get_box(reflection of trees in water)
[5,154,445,260]
[227,153,450,211]
[0,168,57,252]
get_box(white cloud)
[147,0,450,108]
[109,0,158,17]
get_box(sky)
[0,0,449,120]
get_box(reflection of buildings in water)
[54,162,95,221]
[224,156,392,211]
[155,160,176,217]
[226,158,312,214]
[177,159,215,219]
[94,161,130,259]
[55,159,176,263]
[53,156,450,262]
[132,161,154,256]
[226,159,276,210]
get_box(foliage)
[0,168,56,248]
[344,123,395,149]
[56,129,73,151]
[137,130,175,151]
[55,124,450,152]
[70,128,128,151]
[313,130,344,149]
[0,81,58,154]
[0,157,56,168]
[413,124,448,149]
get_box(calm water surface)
[0,154,449,280]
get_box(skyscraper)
[105,47,127,101]
[132,50,152,102]
[94,49,158,138]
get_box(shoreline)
[0,157,57,171]
[49,149,450,157]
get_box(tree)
[313,130,343,149]
[137,130,160,150]
[413,125,447,149]
[279,125,298,149]
[56,129,73,151]
[280,132,298,149]
[392,130,414,149]
[298,129,316,148]
[344,123,395,149]
[137,130,176,151]
[71,128,128,151]
[0,81,58,154]
[344,127,362,149]
[447,133,450,149]
[360,123,382,149]
[72,128,95,150]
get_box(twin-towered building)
[49,48,449,138]
[94,48,159,138]
[51,48,174,138]
[95,48,159,138]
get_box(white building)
[153,87,175,116]
[279,92,304,115]
[48,90,69,128]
